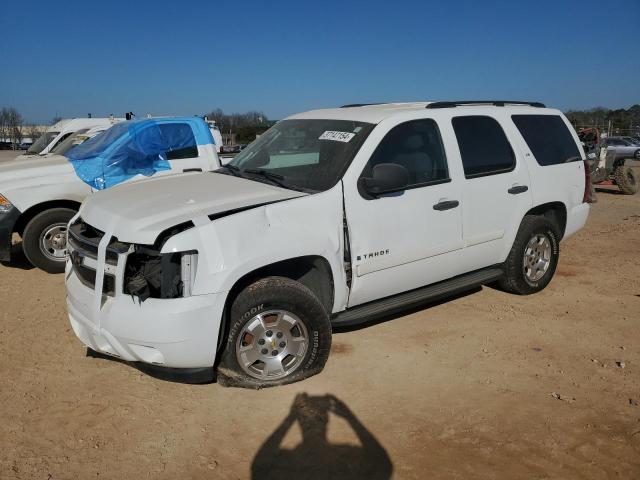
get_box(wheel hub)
[523,234,551,283]
[40,223,69,261]
[235,309,308,380]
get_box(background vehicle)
[45,125,111,157]
[203,117,224,153]
[621,136,640,146]
[66,101,590,388]
[602,136,640,160]
[0,117,220,273]
[19,142,32,150]
[579,128,638,194]
[15,117,122,160]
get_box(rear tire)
[22,208,76,273]
[614,165,638,195]
[217,276,332,389]
[499,215,560,295]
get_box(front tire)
[217,276,332,389]
[499,215,560,295]
[22,208,76,273]
[614,165,638,195]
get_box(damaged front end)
[124,248,198,301]
[68,218,198,302]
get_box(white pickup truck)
[16,117,121,159]
[65,101,591,388]
[0,117,220,272]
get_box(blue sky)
[1,0,638,123]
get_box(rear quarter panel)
[505,110,587,246]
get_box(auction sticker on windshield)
[319,131,356,142]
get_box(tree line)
[4,103,638,146]
[0,107,24,144]
[0,107,48,144]
[205,108,272,144]
[565,104,640,135]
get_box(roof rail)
[340,103,387,108]
[426,100,545,109]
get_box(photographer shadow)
[251,393,393,479]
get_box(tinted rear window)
[512,115,581,166]
[452,116,515,178]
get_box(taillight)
[583,159,593,203]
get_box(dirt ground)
[1,154,640,479]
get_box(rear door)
[451,115,532,269]
[344,117,465,306]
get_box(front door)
[344,118,464,307]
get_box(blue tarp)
[66,117,214,189]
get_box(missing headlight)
[124,249,198,301]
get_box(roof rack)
[340,103,387,108]
[426,100,545,109]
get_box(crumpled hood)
[79,172,308,244]
[0,155,76,193]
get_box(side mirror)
[360,163,410,198]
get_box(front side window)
[361,119,449,187]
[512,115,581,166]
[227,119,375,192]
[452,116,515,178]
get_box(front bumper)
[66,265,228,370]
[0,206,21,262]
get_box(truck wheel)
[634,150,640,160]
[614,165,638,195]
[22,208,76,273]
[499,215,560,295]
[217,276,332,389]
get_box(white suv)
[65,101,591,388]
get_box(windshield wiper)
[244,168,292,189]
[218,164,243,177]
[244,169,316,193]
[220,166,310,192]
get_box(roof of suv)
[288,101,554,124]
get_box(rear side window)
[512,115,581,166]
[159,123,198,160]
[362,119,449,187]
[452,116,515,178]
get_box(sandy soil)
[1,179,639,479]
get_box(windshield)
[66,122,130,159]
[50,129,92,155]
[227,119,374,192]
[27,131,59,154]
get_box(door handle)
[433,200,459,211]
[183,168,203,173]
[508,185,528,195]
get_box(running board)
[332,267,503,327]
